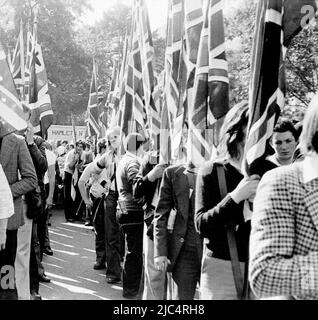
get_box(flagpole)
[20,19,25,101]
[71,113,77,143]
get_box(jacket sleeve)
[153,167,173,258]
[28,136,48,175]
[132,161,154,199]
[195,162,243,238]
[126,159,141,185]
[10,139,38,198]
[249,169,318,299]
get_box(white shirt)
[79,161,108,198]
[44,149,57,185]
[64,149,85,174]
[303,153,318,183]
[0,164,14,220]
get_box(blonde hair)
[106,126,121,143]
[299,95,318,155]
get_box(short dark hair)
[97,138,107,153]
[273,119,298,140]
[125,133,145,152]
[76,140,85,149]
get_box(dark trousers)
[172,243,201,300]
[121,222,144,297]
[93,191,121,279]
[37,186,48,256]
[63,171,74,220]
[0,230,18,300]
[29,221,42,294]
[43,184,51,249]
[104,191,121,280]
[92,196,106,265]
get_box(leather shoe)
[93,262,106,270]
[38,274,51,283]
[123,292,137,299]
[43,247,53,256]
[30,292,42,300]
[107,277,121,284]
[85,221,93,226]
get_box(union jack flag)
[11,20,25,99]
[189,0,229,167]
[86,58,101,138]
[28,13,53,139]
[244,0,317,175]
[0,41,27,138]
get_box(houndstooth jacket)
[249,162,318,300]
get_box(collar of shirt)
[266,154,281,167]
[303,153,318,183]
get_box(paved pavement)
[39,207,125,300]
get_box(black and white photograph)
[0,0,318,307]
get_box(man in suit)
[0,128,37,300]
[153,162,202,300]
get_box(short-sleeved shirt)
[44,149,57,185]
[64,149,84,175]
[79,161,108,198]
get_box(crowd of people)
[0,95,318,300]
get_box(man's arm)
[29,137,48,174]
[153,168,173,259]
[78,163,95,206]
[46,164,55,207]
[10,138,37,198]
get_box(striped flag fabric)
[120,1,153,141]
[130,2,148,137]
[28,14,53,139]
[189,0,229,167]
[86,58,101,138]
[120,48,134,138]
[159,94,172,164]
[11,20,25,99]
[244,0,317,175]
[24,28,34,101]
[0,41,27,138]
[107,59,120,129]
[163,0,185,162]
[243,0,285,175]
[137,0,161,151]
[110,34,130,129]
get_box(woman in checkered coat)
[249,96,318,300]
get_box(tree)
[1,0,92,125]
[76,2,131,99]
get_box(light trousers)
[142,224,166,300]
[14,209,32,300]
